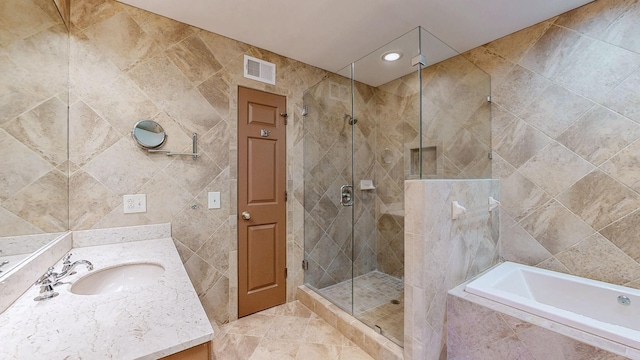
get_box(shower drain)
[390,299,400,305]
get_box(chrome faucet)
[56,253,93,280]
[34,253,93,301]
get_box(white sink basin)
[70,262,165,295]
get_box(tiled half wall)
[404,179,500,360]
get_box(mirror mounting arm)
[147,133,198,160]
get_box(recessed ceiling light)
[382,52,402,62]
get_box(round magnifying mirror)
[132,120,166,149]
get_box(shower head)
[343,114,358,125]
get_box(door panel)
[248,138,277,203]
[247,223,277,292]
[238,86,287,317]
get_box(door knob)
[241,211,251,220]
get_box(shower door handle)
[340,185,354,206]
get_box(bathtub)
[465,261,640,350]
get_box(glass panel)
[302,67,354,313]
[350,28,423,347]
[420,27,491,179]
[303,25,491,349]
[0,0,69,277]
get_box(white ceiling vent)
[244,55,276,85]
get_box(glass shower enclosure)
[302,27,491,346]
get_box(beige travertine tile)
[490,103,518,139]
[184,253,222,296]
[166,34,222,84]
[518,142,594,197]
[70,0,123,30]
[212,333,261,360]
[500,169,551,221]
[0,207,43,237]
[519,200,594,255]
[83,75,160,135]
[557,169,640,230]
[486,20,553,63]
[462,46,516,91]
[3,170,67,232]
[296,343,341,360]
[303,318,348,346]
[198,70,232,118]
[196,222,230,273]
[447,295,514,353]
[500,213,553,265]
[171,198,225,253]
[162,152,222,196]
[129,55,222,134]
[492,65,552,116]
[68,100,120,167]
[5,24,68,96]
[602,69,640,124]
[494,118,551,169]
[556,233,640,285]
[557,105,640,166]
[601,2,640,54]
[555,0,635,38]
[196,29,250,69]
[83,137,160,196]
[141,171,192,223]
[88,202,153,230]
[3,97,68,167]
[200,275,230,324]
[124,4,193,48]
[265,316,310,341]
[84,12,160,72]
[0,129,53,201]
[69,31,123,98]
[69,170,120,230]
[250,338,300,360]
[466,335,535,360]
[0,0,56,46]
[555,36,640,102]
[0,54,50,124]
[519,25,583,80]
[519,84,594,138]
[600,210,640,262]
[601,139,640,192]
[517,323,628,360]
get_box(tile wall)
[0,0,69,237]
[404,179,500,360]
[66,0,325,325]
[463,0,640,286]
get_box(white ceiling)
[117,0,593,86]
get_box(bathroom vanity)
[0,225,213,360]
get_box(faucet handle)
[62,253,73,264]
[35,267,57,285]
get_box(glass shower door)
[302,67,355,313]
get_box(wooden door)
[237,86,287,317]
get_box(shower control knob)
[241,211,251,220]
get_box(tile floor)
[211,301,373,360]
[318,271,404,345]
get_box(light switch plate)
[208,192,221,209]
[123,194,146,214]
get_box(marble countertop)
[0,238,213,359]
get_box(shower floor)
[317,271,404,346]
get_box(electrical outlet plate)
[123,194,146,214]
[208,192,221,209]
